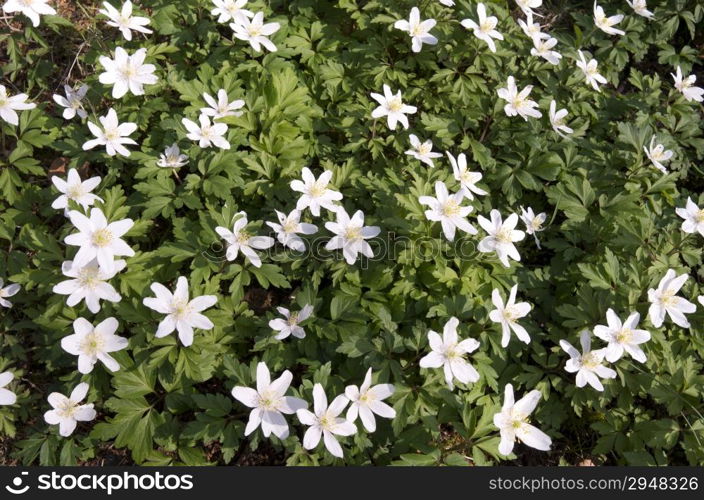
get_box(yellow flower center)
[79,331,104,356]
[581,351,600,369]
[283,220,298,233]
[680,77,695,90]
[121,62,138,80]
[200,124,214,139]
[92,228,113,247]
[511,96,525,110]
[287,313,299,326]
[651,146,664,160]
[236,231,251,245]
[345,226,362,241]
[258,390,277,410]
[502,306,519,322]
[441,199,460,217]
[444,344,463,361]
[319,414,333,429]
[104,129,120,141]
[172,299,191,320]
[496,227,513,243]
[67,184,86,200]
[57,401,78,419]
[461,170,475,184]
[509,411,531,434]
[480,20,493,33]
[418,143,431,155]
[695,209,704,223]
[247,26,262,37]
[388,97,403,113]
[660,290,679,307]
[309,180,327,198]
[616,328,633,344]
[77,267,100,289]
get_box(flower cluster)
[1,0,703,466]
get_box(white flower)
[548,100,573,137]
[370,84,417,130]
[230,11,280,53]
[43,382,96,437]
[296,384,356,458]
[51,168,102,211]
[324,208,380,265]
[265,209,318,252]
[99,1,152,41]
[699,296,704,308]
[268,304,314,340]
[143,276,218,347]
[182,114,230,149]
[61,317,128,374]
[494,383,551,456]
[2,0,55,27]
[157,143,189,168]
[671,66,704,103]
[438,0,454,6]
[460,3,503,53]
[643,136,673,174]
[560,330,617,391]
[345,368,396,432]
[594,1,625,36]
[517,11,550,41]
[215,211,274,268]
[405,134,442,167]
[676,197,704,237]
[497,76,541,120]
[0,372,17,406]
[530,36,562,65]
[53,259,125,313]
[477,210,525,267]
[593,309,651,363]
[290,167,343,217]
[519,206,546,248]
[419,181,477,242]
[648,269,696,328]
[419,317,480,390]
[82,108,137,157]
[489,285,532,347]
[231,362,308,439]
[626,0,653,18]
[0,84,36,126]
[98,47,157,99]
[201,89,245,119]
[211,0,252,24]
[576,50,607,91]
[447,151,487,200]
[52,84,88,120]
[394,7,438,53]
[64,208,134,274]
[0,279,20,309]
[515,0,542,16]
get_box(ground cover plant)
[0,0,703,466]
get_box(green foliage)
[1,0,703,466]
